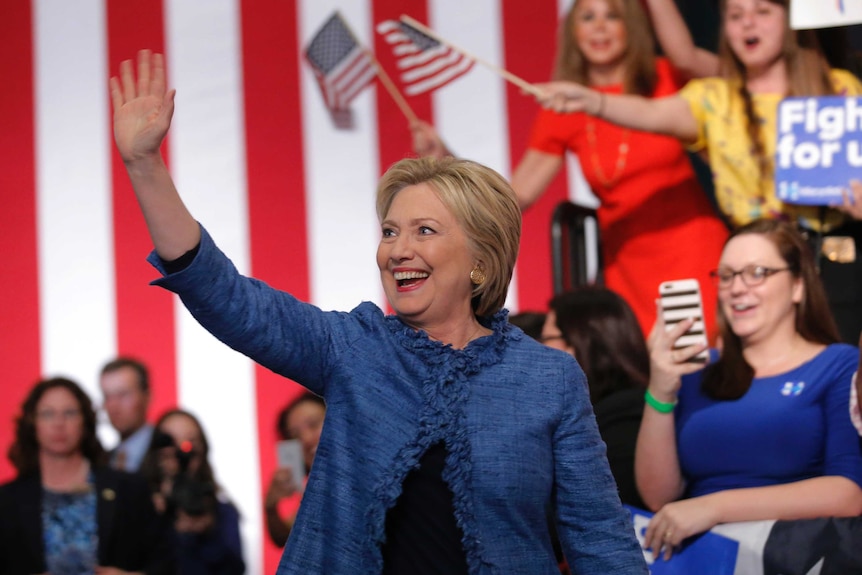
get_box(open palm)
[110,50,175,163]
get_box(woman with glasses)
[635,219,862,560]
[0,377,174,574]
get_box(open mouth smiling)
[394,270,429,288]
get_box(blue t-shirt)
[677,344,862,497]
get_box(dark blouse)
[382,442,468,574]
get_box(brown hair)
[702,219,839,399]
[550,287,649,403]
[555,0,658,96]
[8,377,106,476]
[100,356,150,393]
[717,0,834,177]
[376,156,521,317]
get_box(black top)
[382,442,468,574]
[593,387,646,510]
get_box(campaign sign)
[775,96,862,206]
[626,505,739,575]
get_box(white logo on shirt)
[780,381,806,396]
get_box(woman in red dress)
[413,0,728,337]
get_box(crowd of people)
[4,0,862,573]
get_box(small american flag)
[376,19,474,96]
[305,12,377,111]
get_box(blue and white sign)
[627,505,739,575]
[775,96,862,206]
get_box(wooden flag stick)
[366,49,419,125]
[400,15,543,97]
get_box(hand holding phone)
[276,439,306,493]
[659,279,708,363]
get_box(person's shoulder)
[0,473,40,502]
[93,465,149,493]
[681,75,730,92]
[819,342,858,365]
[829,68,862,94]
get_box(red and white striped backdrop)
[1,1,596,572]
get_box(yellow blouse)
[679,69,862,231]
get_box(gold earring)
[470,267,486,286]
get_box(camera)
[151,430,217,519]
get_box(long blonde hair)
[717,0,834,177]
[555,0,657,96]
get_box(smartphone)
[276,439,306,492]
[659,279,708,363]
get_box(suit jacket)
[0,466,175,575]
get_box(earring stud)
[470,267,486,286]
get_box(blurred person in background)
[141,408,244,574]
[265,392,326,547]
[0,376,173,574]
[100,357,154,472]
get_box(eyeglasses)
[36,409,82,422]
[709,265,792,288]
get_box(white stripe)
[404,57,473,96]
[34,0,117,405]
[397,43,450,69]
[428,0,518,310]
[335,66,377,107]
[392,43,421,56]
[164,2,261,573]
[400,49,463,82]
[300,1,383,313]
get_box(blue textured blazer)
[151,226,648,574]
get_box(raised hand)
[410,120,450,159]
[110,50,175,164]
[836,180,862,220]
[647,301,708,401]
[265,468,299,509]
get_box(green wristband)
[645,389,677,413]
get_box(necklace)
[585,115,630,189]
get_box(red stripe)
[501,2,568,312]
[0,0,40,483]
[240,0,311,570]
[106,3,178,420]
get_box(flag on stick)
[376,19,474,96]
[395,15,542,98]
[305,12,377,111]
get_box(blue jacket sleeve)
[552,359,649,573]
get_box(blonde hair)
[376,157,522,317]
[717,0,834,176]
[555,0,657,96]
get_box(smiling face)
[723,0,786,72]
[718,233,802,344]
[377,183,477,331]
[35,387,85,459]
[572,0,628,69]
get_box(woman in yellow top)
[536,0,862,341]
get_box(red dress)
[528,59,727,338]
